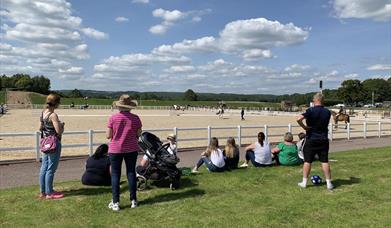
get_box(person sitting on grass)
[272,132,302,166]
[192,137,225,173]
[223,137,240,170]
[240,132,272,168]
[140,133,177,168]
[296,132,306,161]
[81,144,111,186]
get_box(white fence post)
[264,124,268,142]
[35,131,41,161]
[173,127,178,148]
[88,129,94,156]
[237,125,242,147]
[378,121,381,138]
[329,123,333,141]
[347,123,351,140]
[363,122,367,139]
[288,123,292,133]
[207,126,211,145]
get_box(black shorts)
[303,139,329,163]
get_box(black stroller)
[136,132,181,191]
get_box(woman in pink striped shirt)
[106,94,142,212]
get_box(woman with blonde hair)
[39,93,65,199]
[223,137,240,170]
[192,137,225,173]
[271,132,302,166]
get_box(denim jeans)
[39,141,62,194]
[245,150,271,168]
[110,152,138,203]
[196,157,225,172]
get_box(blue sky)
[0,0,390,94]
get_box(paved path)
[1,137,390,189]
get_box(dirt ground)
[1,109,390,160]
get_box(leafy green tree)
[184,89,198,101]
[362,78,391,102]
[15,75,33,90]
[337,80,366,105]
[31,76,51,94]
[70,89,83,98]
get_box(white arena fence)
[0,121,390,161]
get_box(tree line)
[0,74,51,94]
[1,73,390,105]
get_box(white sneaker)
[327,183,334,190]
[108,201,120,211]
[297,182,307,188]
[191,167,199,173]
[131,200,138,208]
[240,163,248,168]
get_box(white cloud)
[153,18,309,60]
[344,73,359,78]
[152,8,185,22]
[152,36,218,55]
[149,24,168,35]
[0,0,106,82]
[165,65,195,73]
[81,27,108,40]
[132,0,149,4]
[367,64,391,70]
[115,16,129,22]
[242,49,273,60]
[284,64,311,71]
[149,8,211,34]
[333,0,391,21]
[59,66,84,74]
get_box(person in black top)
[241,108,245,120]
[82,144,111,186]
[297,93,334,190]
[223,137,240,170]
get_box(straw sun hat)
[167,133,176,140]
[115,94,137,110]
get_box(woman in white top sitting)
[192,137,225,173]
[240,132,272,167]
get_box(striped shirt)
[107,111,142,154]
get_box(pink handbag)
[40,112,58,153]
[40,135,58,153]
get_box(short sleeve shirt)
[302,106,331,140]
[107,111,142,153]
[277,142,301,165]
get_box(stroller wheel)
[137,175,147,191]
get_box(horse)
[331,111,350,129]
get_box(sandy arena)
[1,108,390,160]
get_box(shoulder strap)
[44,112,53,121]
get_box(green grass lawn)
[0,91,5,104]
[1,147,390,227]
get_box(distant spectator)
[272,132,302,166]
[240,132,272,168]
[82,144,111,186]
[192,137,225,173]
[223,137,240,170]
[241,108,245,120]
[70,102,75,108]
